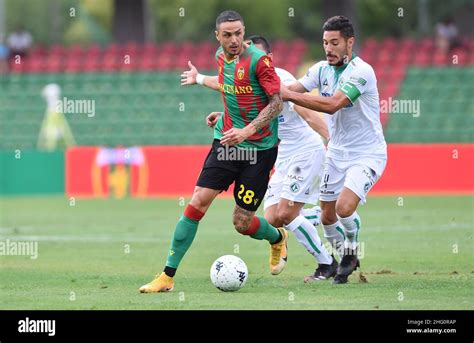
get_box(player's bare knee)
[264,213,281,228]
[276,207,298,226]
[320,201,337,225]
[321,206,337,225]
[189,190,212,213]
[188,199,207,213]
[321,212,338,225]
[335,201,355,218]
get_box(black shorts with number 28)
[196,139,278,212]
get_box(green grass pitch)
[0,195,472,310]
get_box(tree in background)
[3,0,472,45]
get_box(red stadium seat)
[87,44,102,56]
[44,56,63,72]
[156,56,174,70]
[144,42,159,54]
[161,42,177,56]
[49,44,65,57]
[413,52,431,66]
[433,51,449,66]
[102,54,120,71]
[140,55,158,70]
[470,52,474,65]
[120,55,139,71]
[64,57,82,72]
[123,42,138,53]
[389,65,406,81]
[381,37,397,51]
[83,58,101,72]
[105,43,120,56]
[68,44,84,57]
[451,49,468,65]
[362,38,378,51]
[291,39,307,53]
[377,50,392,64]
[30,45,47,57]
[399,38,416,51]
[393,51,411,65]
[175,54,190,69]
[9,59,26,73]
[419,38,434,51]
[26,57,45,73]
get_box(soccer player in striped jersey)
[184,35,339,281]
[140,10,287,293]
[281,16,388,284]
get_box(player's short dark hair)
[323,15,354,39]
[247,35,271,54]
[216,10,244,29]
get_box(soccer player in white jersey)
[181,35,339,281]
[281,16,388,284]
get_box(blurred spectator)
[37,84,76,151]
[435,17,460,53]
[0,34,9,74]
[7,25,33,58]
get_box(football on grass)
[210,255,248,292]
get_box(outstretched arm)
[294,105,330,141]
[220,93,283,146]
[287,81,307,93]
[180,61,219,91]
[281,86,350,115]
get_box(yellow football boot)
[139,272,174,293]
[269,228,288,275]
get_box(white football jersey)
[275,67,324,162]
[298,55,387,175]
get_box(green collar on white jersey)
[332,52,357,77]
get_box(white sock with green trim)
[300,206,321,226]
[285,215,332,265]
[337,212,361,251]
[322,221,345,259]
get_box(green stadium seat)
[385,67,474,143]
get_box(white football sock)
[337,211,361,251]
[285,215,332,265]
[322,221,345,259]
[300,206,321,226]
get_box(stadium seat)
[384,67,473,143]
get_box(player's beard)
[327,46,350,66]
[225,43,242,58]
[328,51,348,66]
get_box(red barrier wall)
[66,144,474,197]
[372,144,473,194]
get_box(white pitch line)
[0,235,163,243]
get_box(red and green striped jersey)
[213,42,281,150]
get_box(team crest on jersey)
[263,58,271,68]
[323,79,328,86]
[237,66,245,80]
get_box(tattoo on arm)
[249,93,283,132]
